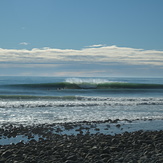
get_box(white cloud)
[0,63,60,68]
[86,44,105,48]
[0,45,163,67]
[19,42,29,45]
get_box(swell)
[8,82,163,89]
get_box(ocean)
[0,76,163,126]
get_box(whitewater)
[0,76,163,125]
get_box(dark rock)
[64,160,77,163]
[102,146,110,154]
[67,155,77,161]
[116,124,121,128]
[95,128,100,131]
[0,123,163,163]
[112,119,119,123]
[100,154,110,159]
[1,150,13,158]
[94,160,104,163]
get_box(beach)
[1,0,163,161]
[0,120,163,162]
[0,76,163,162]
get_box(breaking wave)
[8,78,163,89]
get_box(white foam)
[0,97,163,108]
[0,97,163,125]
[65,78,113,84]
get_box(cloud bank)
[0,45,163,76]
[0,45,163,65]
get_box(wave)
[65,78,114,84]
[8,81,163,90]
[0,96,163,108]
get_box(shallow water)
[0,119,162,145]
[0,77,163,125]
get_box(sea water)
[0,76,163,125]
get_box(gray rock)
[67,155,77,161]
[1,150,13,158]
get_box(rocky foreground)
[0,129,163,163]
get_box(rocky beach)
[0,77,163,162]
[0,120,163,163]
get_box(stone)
[0,123,163,163]
[1,150,13,158]
[100,154,110,159]
[67,155,77,161]
[64,160,76,163]
[116,124,121,128]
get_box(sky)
[0,0,163,77]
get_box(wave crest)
[65,78,114,84]
[8,78,163,89]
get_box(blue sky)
[0,0,163,77]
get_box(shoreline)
[0,119,163,162]
[0,131,163,162]
[0,118,163,145]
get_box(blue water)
[1,76,163,97]
[0,76,163,125]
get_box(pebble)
[0,122,163,162]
